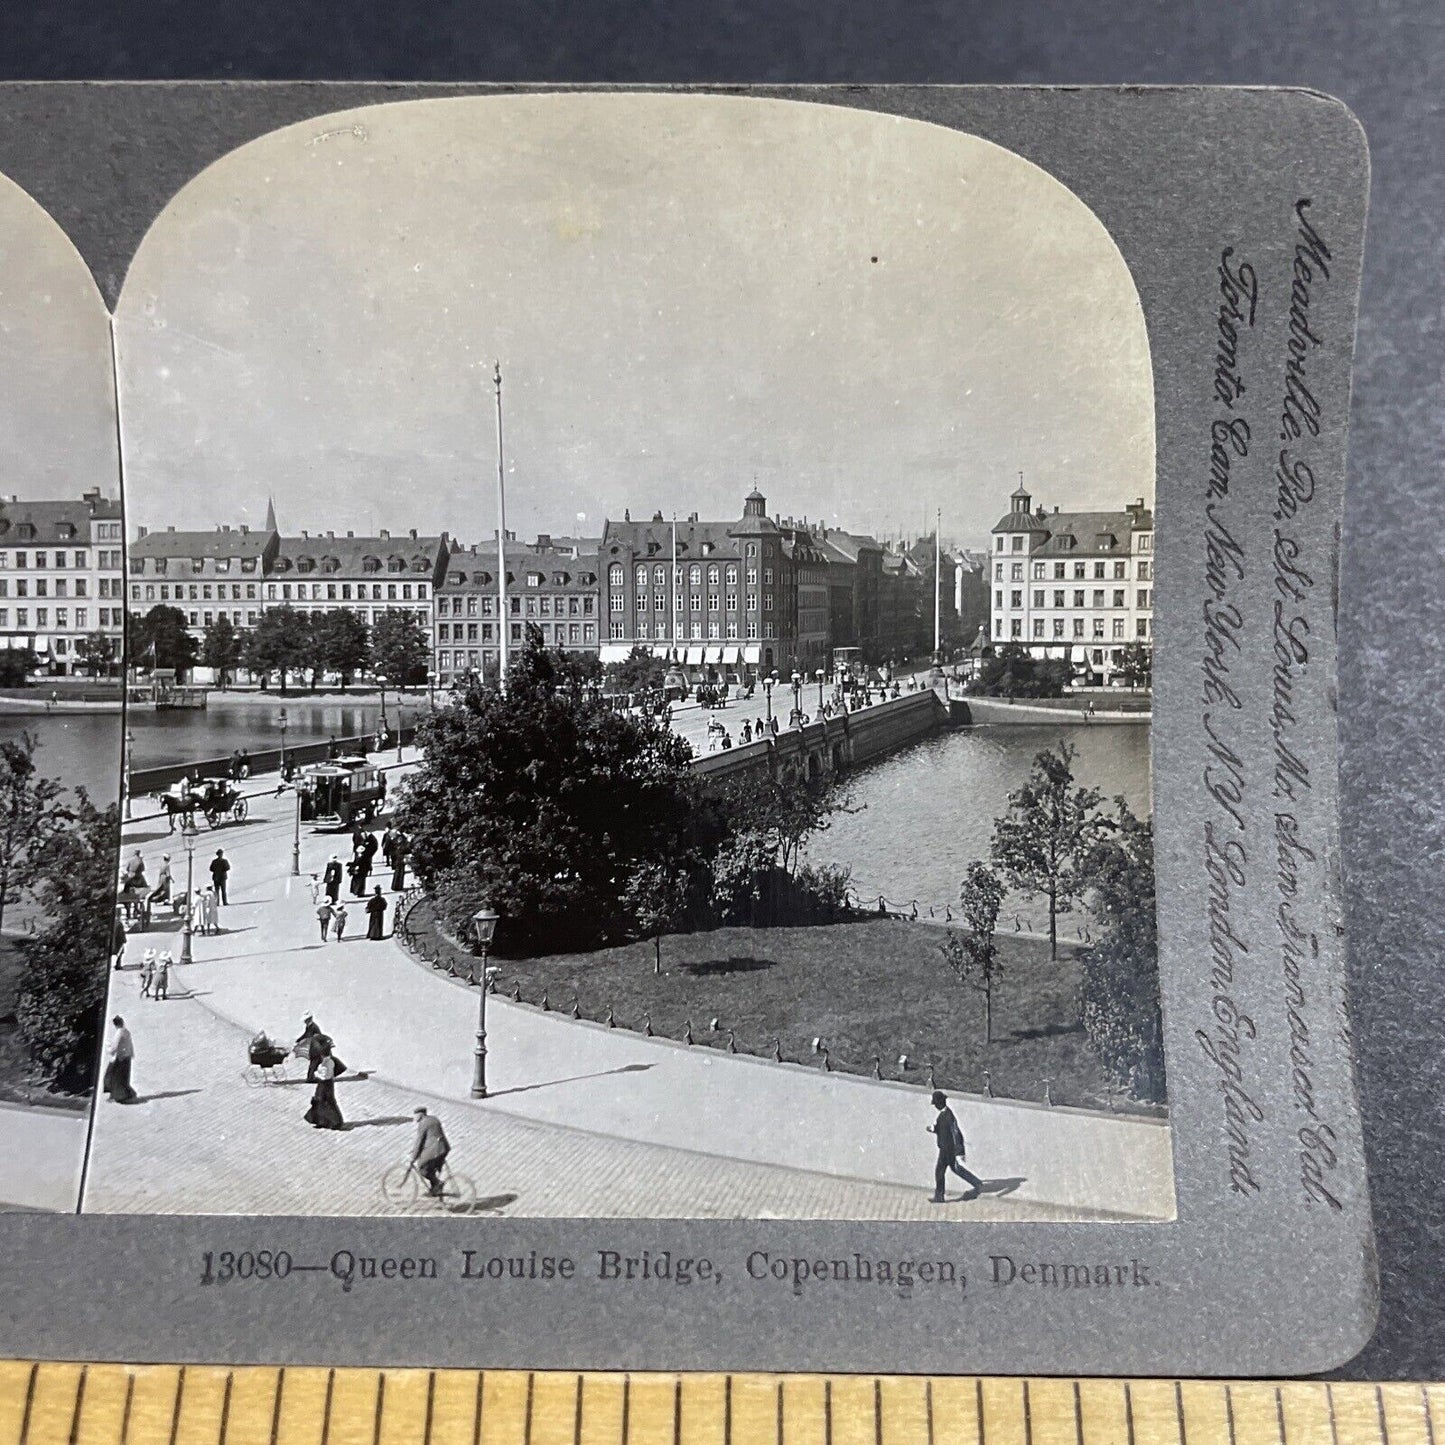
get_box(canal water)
[804,722,1151,915]
[126,699,391,771]
[0,714,122,807]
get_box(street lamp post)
[180,816,199,964]
[763,676,774,726]
[470,904,500,1098]
[427,670,437,710]
[816,668,825,712]
[790,670,802,725]
[397,704,405,765]
[291,781,302,877]
[123,730,135,821]
[377,674,388,746]
[278,707,288,780]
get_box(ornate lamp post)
[180,815,199,965]
[763,675,774,726]
[426,670,437,710]
[397,704,405,764]
[816,668,825,712]
[123,729,135,821]
[790,670,803,725]
[290,777,302,877]
[278,706,288,780]
[376,673,389,742]
[470,903,500,1098]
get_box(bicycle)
[380,1158,478,1213]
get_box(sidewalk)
[94,758,1174,1220]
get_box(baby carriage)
[242,1031,293,1087]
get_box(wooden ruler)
[0,1366,1439,1445]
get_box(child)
[154,952,171,1001]
[307,873,322,906]
[332,902,348,942]
[140,949,156,1000]
[316,899,334,942]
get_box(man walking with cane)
[928,1090,982,1203]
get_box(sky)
[0,173,118,502]
[113,93,1154,551]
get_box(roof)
[818,531,882,567]
[131,526,273,559]
[441,546,600,592]
[271,532,447,577]
[0,496,123,544]
[601,517,749,560]
[1031,510,1153,557]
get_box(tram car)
[298,756,387,829]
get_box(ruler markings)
[423,1374,435,1445]
[1424,1385,1437,1445]
[574,1375,583,1445]
[119,1373,134,1445]
[1327,1384,1341,1445]
[371,1375,383,1445]
[66,1370,88,1445]
[1024,1378,1034,1445]
[1376,1389,1386,1445]
[924,1380,934,1445]
[1127,1382,1139,1445]
[217,1377,232,1445]
[1072,1382,1082,1445]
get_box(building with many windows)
[1,490,126,673]
[433,536,600,684]
[129,520,277,644]
[598,490,797,678]
[989,483,1153,684]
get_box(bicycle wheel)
[241,1065,265,1088]
[380,1163,420,1208]
[438,1168,477,1214]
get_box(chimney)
[137,525,149,538]
[379,529,390,540]
[347,530,354,539]
[409,528,418,540]
[301,529,309,539]
[239,524,249,534]
[1053,505,1059,514]
[326,530,334,540]
[167,525,175,532]
[536,533,552,550]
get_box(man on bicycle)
[410,1106,451,1197]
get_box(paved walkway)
[89,758,1173,1220]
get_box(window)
[1139,535,1153,552]
[763,568,774,585]
[726,620,738,639]
[1010,619,1022,637]
[34,580,45,597]
[511,624,523,642]
[746,593,757,612]
[16,580,26,598]
[746,568,757,586]
[1033,619,1045,638]
[1093,619,1105,639]
[708,565,719,585]
[1092,590,1105,608]
[1011,536,1024,552]
[726,593,737,611]
[524,597,536,616]
[56,608,68,628]
[1010,590,1022,608]
[1094,562,1106,579]
[1074,562,1085,579]
[1138,589,1152,610]
[1032,562,1045,579]
[1113,590,1126,608]
[746,543,757,559]
[995,537,1004,552]
[584,624,595,643]
[1053,618,1065,638]
[1054,563,1066,579]
[1138,561,1151,581]
[1050,590,1063,608]
[201,584,212,600]
[1113,618,1126,639]
[15,608,25,627]
[1073,590,1084,608]
[12,553,24,569]
[689,564,701,585]
[610,593,624,612]
[1032,590,1044,608]
[1137,618,1150,638]
[995,590,1003,609]
[994,564,1003,582]
[34,551,47,568]
[144,586,154,601]
[654,591,665,611]
[653,565,666,585]
[994,618,1003,637]
[708,592,719,612]
[691,593,701,612]
[1114,560,1127,579]
[538,596,550,616]
[690,621,702,640]
[36,608,47,628]
[725,564,738,584]
[764,595,773,611]
[746,619,758,639]
[1010,563,1023,581]
[203,612,213,626]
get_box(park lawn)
[0,934,89,1111]
[417,908,1161,1117]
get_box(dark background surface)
[0,0,1439,1380]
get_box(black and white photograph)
[66,93,1171,1221]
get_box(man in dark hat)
[928,1090,982,1203]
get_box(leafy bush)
[789,861,854,921]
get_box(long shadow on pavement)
[979,1176,1026,1197]
[132,1089,204,1104]
[344,1116,414,1130]
[486,1062,655,1099]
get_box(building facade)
[129,522,278,646]
[989,484,1154,684]
[265,527,447,632]
[0,490,126,673]
[598,490,796,676]
[434,536,600,685]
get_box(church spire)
[264,496,277,533]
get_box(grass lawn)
[0,934,90,1111]
[412,906,1163,1118]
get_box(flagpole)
[671,515,679,665]
[934,508,942,661]
[494,362,508,688]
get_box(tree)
[941,860,1007,1042]
[0,732,69,936]
[370,608,430,688]
[201,615,242,687]
[622,861,693,975]
[76,631,115,677]
[715,770,853,877]
[1116,642,1153,691]
[14,790,119,1092]
[1080,800,1164,1102]
[311,609,371,689]
[605,646,666,695]
[128,605,197,675]
[242,606,310,693]
[396,632,708,953]
[0,647,36,686]
[990,740,1113,960]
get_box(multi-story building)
[598,490,795,678]
[129,519,278,646]
[265,527,448,633]
[776,518,832,674]
[0,489,126,674]
[433,536,601,685]
[989,483,1154,684]
[816,528,882,664]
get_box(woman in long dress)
[365,886,388,940]
[103,1016,137,1103]
[304,1043,345,1130]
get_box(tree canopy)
[969,643,1071,698]
[128,605,198,675]
[604,646,667,695]
[370,609,430,687]
[0,731,69,935]
[202,615,242,685]
[396,632,707,953]
[77,631,116,677]
[242,606,309,692]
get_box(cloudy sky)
[114,93,1153,549]
[0,173,118,502]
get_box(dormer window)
[16,524,34,540]
[296,557,316,574]
[191,558,205,574]
[272,556,291,572]
[552,572,567,586]
[527,572,542,587]
[448,570,466,585]
[477,571,492,585]
[321,556,341,573]
[241,558,257,573]
[362,556,381,573]
[411,557,429,572]
[387,556,405,573]
[153,557,168,574]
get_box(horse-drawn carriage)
[155,776,249,829]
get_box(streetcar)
[831,646,866,682]
[298,757,388,829]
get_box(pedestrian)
[303,1041,345,1131]
[112,909,127,971]
[361,830,379,868]
[389,834,408,893]
[121,849,147,893]
[190,889,208,937]
[103,1017,137,1103]
[380,825,398,870]
[365,885,389,940]
[154,952,171,1002]
[348,854,370,898]
[741,720,752,744]
[351,825,367,859]
[316,899,334,942]
[409,1106,451,1197]
[307,873,322,906]
[210,849,230,905]
[332,901,348,941]
[229,749,243,780]
[140,949,156,999]
[323,855,343,904]
[203,885,220,935]
[296,1014,325,1080]
[149,853,173,905]
[238,749,251,778]
[927,1090,982,1203]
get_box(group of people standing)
[313,823,409,942]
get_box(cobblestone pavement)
[94,750,1173,1220]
